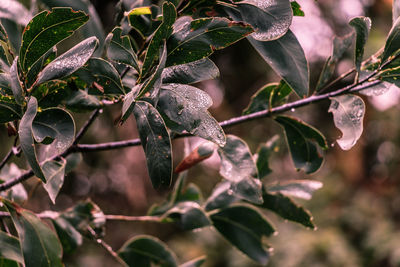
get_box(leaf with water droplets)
[267,179,323,200]
[329,94,365,150]
[106,27,138,72]
[258,189,316,229]
[35,37,98,86]
[32,107,75,155]
[233,0,292,41]
[166,16,253,66]
[162,58,219,84]
[10,57,24,105]
[0,0,32,25]
[134,101,172,189]
[42,159,66,204]
[349,17,371,74]
[361,70,395,96]
[210,205,275,265]
[118,235,178,267]
[158,83,226,146]
[382,16,400,63]
[275,116,327,174]
[19,8,89,73]
[217,135,262,204]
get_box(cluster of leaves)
[0,0,400,266]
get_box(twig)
[0,149,14,170]
[73,109,101,145]
[104,214,162,222]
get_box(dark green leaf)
[121,84,140,122]
[217,135,262,204]
[382,16,400,63]
[76,58,125,95]
[0,163,27,203]
[118,235,178,267]
[259,190,315,229]
[32,107,75,154]
[328,94,365,150]
[0,96,21,123]
[248,30,309,98]
[65,89,102,112]
[25,46,57,88]
[3,200,63,267]
[106,27,139,71]
[10,57,24,105]
[158,83,225,146]
[19,8,89,72]
[234,0,292,41]
[316,32,355,91]
[349,17,371,74]
[267,179,323,200]
[128,6,160,38]
[204,181,238,211]
[0,231,22,263]
[162,58,219,84]
[1,19,20,54]
[291,1,305,16]
[275,115,327,174]
[255,135,279,179]
[133,101,172,189]
[180,256,206,267]
[52,217,83,254]
[0,0,31,25]
[35,37,98,85]
[0,258,19,267]
[166,17,253,66]
[141,2,176,78]
[162,202,211,230]
[18,97,45,181]
[42,159,66,204]
[210,205,275,265]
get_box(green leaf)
[316,32,355,91]
[141,2,176,78]
[382,16,400,63]
[0,258,19,267]
[162,202,211,230]
[180,256,206,267]
[243,80,291,115]
[162,58,219,84]
[267,179,323,200]
[259,190,315,229]
[133,101,172,189]
[18,97,45,181]
[106,27,139,71]
[25,46,57,88]
[204,181,238,211]
[10,57,24,105]
[291,1,305,16]
[234,0,292,41]
[3,200,63,267]
[32,80,69,109]
[255,135,279,179]
[248,30,309,98]
[118,235,178,267]
[42,159,66,204]
[0,163,27,203]
[217,135,262,204]
[166,17,253,66]
[32,107,75,154]
[275,115,327,174]
[210,205,275,265]
[328,94,365,150]
[51,217,83,254]
[0,96,21,123]
[158,83,226,146]
[349,17,371,74]
[35,37,98,86]
[65,89,102,112]
[0,231,23,263]
[128,6,160,38]
[19,8,89,73]
[76,58,125,95]
[0,0,31,25]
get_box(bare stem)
[73,109,101,145]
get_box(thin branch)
[0,149,14,170]
[73,109,101,145]
[104,214,162,222]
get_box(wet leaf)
[204,181,238,211]
[0,0,31,25]
[361,70,395,96]
[162,202,211,230]
[275,116,327,174]
[42,159,66,204]
[51,217,83,254]
[259,190,315,229]
[158,83,226,146]
[3,200,63,267]
[329,94,365,150]
[19,8,89,72]
[382,16,400,63]
[0,231,22,263]
[255,135,279,179]
[133,101,172,189]
[217,135,262,204]
[166,16,253,66]
[162,58,219,84]
[25,46,57,88]
[10,57,24,105]
[106,27,139,71]
[65,89,102,112]
[118,235,178,267]
[349,17,371,74]
[35,37,98,85]
[210,205,275,265]
[267,179,323,200]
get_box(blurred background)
[2,0,400,266]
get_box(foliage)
[0,0,399,266]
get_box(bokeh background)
[2,0,400,266]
